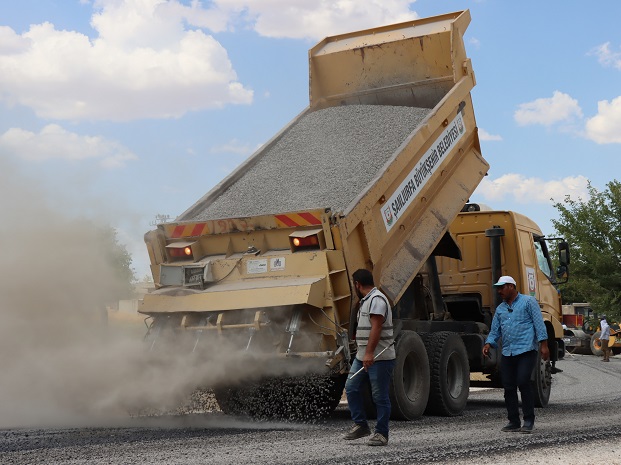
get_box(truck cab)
[435,207,570,403]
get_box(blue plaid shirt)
[485,293,548,356]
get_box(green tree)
[552,180,621,321]
[96,224,136,300]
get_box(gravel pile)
[184,104,431,221]
[131,389,220,417]
[215,374,346,422]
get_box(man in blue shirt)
[483,276,549,434]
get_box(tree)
[96,224,136,300]
[552,180,621,321]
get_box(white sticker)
[382,113,467,231]
[270,257,286,271]
[527,267,536,296]
[247,259,268,274]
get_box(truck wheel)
[389,330,430,420]
[423,331,470,416]
[532,350,552,407]
[590,332,603,356]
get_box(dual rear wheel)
[366,330,470,420]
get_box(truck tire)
[590,332,603,356]
[389,330,430,420]
[532,349,552,407]
[423,331,469,416]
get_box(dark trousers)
[345,359,395,437]
[500,350,538,425]
[602,339,611,361]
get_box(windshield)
[534,239,552,279]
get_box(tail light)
[166,241,203,261]
[170,246,192,258]
[289,228,325,252]
[292,236,318,247]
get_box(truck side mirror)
[558,241,570,266]
[556,241,570,283]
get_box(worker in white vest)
[343,268,396,447]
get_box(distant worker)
[600,315,611,362]
[482,276,549,434]
[343,269,396,446]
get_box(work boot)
[367,432,388,446]
[500,422,521,432]
[343,423,371,440]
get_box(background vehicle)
[140,10,569,420]
[563,303,621,356]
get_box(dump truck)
[140,10,567,420]
[436,206,570,406]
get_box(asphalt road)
[2,353,621,465]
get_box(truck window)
[534,239,552,279]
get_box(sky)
[1,0,620,279]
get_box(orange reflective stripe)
[275,212,322,227]
[168,223,209,238]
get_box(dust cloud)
[0,158,329,428]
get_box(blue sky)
[1,0,620,279]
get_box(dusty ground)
[1,353,621,464]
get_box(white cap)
[493,276,516,286]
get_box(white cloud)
[0,124,137,168]
[0,0,253,121]
[474,174,589,204]
[590,42,621,70]
[214,0,418,40]
[478,128,502,141]
[514,91,583,127]
[0,0,419,121]
[0,26,32,54]
[468,37,481,49]
[585,96,621,144]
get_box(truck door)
[517,230,560,320]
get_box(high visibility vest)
[355,288,395,361]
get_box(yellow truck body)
[438,210,564,337]
[140,11,568,420]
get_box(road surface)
[2,353,621,464]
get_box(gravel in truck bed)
[184,104,431,221]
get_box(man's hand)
[540,341,550,361]
[363,351,375,370]
[482,343,491,358]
